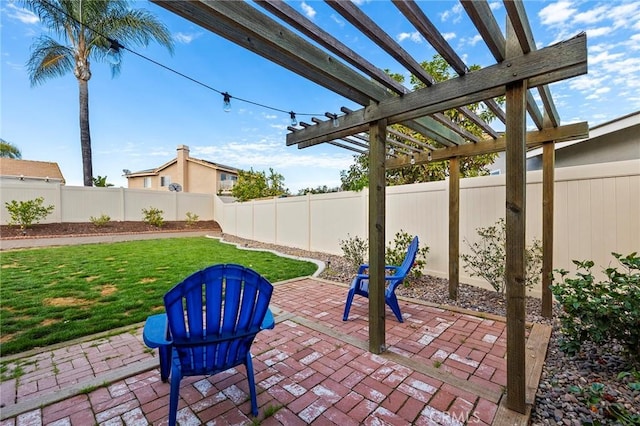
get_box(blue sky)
[1,0,639,192]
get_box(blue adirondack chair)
[342,236,419,323]
[143,264,275,425]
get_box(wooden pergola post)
[368,118,387,354]
[505,20,527,414]
[449,157,460,300]
[542,137,555,318]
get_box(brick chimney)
[176,145,189,192]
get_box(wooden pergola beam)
[385,121,588,168]
[287,35,587,147]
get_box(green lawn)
[0,237,317,355]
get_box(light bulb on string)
[289,111,297,126]
[410,155,416,165]
[388,147,395,156]
[332,114,339,128]
[222,92,232,112]
[106,39,122,65]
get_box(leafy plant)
[92,176,114,187]
[551,252,640,360]
[142,207,164,228]
[461,218,542,294]
[185,212,199,227]
[5,197,55,229]
[89,214,111,227]
[339,234,368,272]
[570,380,640,424]
[385,230,429,280]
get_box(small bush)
[461,218,542,294]
[339,234,368,272]
[142,207,164,228]
[551,252,640,360]
[185,212,199,227]
[89,214,110,227]
[385,230,429,280]
[5,197,55,229]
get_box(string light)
[106,39,122,65]
[222,92,232,112]
[410,155,416,165]
[289,111,298,126]
[35,0,330,125]
[388,147,395,155]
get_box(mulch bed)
[0,221,221,239]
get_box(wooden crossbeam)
[385,121,588,168]
[288,34,587,148]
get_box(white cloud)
[396,31,422,44]
[440,4,462,22]
[263,114,277,120]
[488,2,501,11]
[538,1,577,26]
[466,34,483,47]
[173,32,201,44]
[589,50,624,65]
[609,2,640,29]
[573,5,608,25]
[586,27,612,38]
[442,32,456,41]
[330,14,345,27]
[300,2,316,20]
[6,3,39,24]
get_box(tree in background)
[297,185,340,195]
[232,168,289,202]
[24,0,174,186]
[340,55,503,191]
[0,139,22,159]
[92,175,114,187]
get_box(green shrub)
[339,234,368,272]
[89,214,111,227]
[551,252,640,360]
[185,212,199,227]
[385,230,429,280]
[5,197,55,229]
[142,207,164,228]
[339,230,429,280]
[461,218,542,294]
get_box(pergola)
[152,0,588,414]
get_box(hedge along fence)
[217,160,640,298]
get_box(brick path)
[0,278,547,425]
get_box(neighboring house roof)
[127,156,238,177]
[0,158,65,183]
[526,110,640,159]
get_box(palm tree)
[25,0,174,186]
[0,139,22,159]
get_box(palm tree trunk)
[78,78,93,186]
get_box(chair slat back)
[388,236,419,292]
[163,264,273,376]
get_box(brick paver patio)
[0,277,549,425]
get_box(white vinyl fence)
[216,160,640,297]
[0,183,215,224]
[3,160,638,297]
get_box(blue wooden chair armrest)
[143,313,172,347]
[261,308,275,330]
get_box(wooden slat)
[462,0,545,130]
[326,0,435,86]
[385,121,588,168]
[152,0,386,106]
[368,118,387,354]
[431,113,482,143]
[288,35,587,147]
[505,19,527,414]
[505,0,562,127]
[485,98,506,123]
[387,127,437,151]
[256,0,406,96]
[392,0,467,75]
[458,105,499,138]
[526,324,553,404]
[449,157,460,300]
